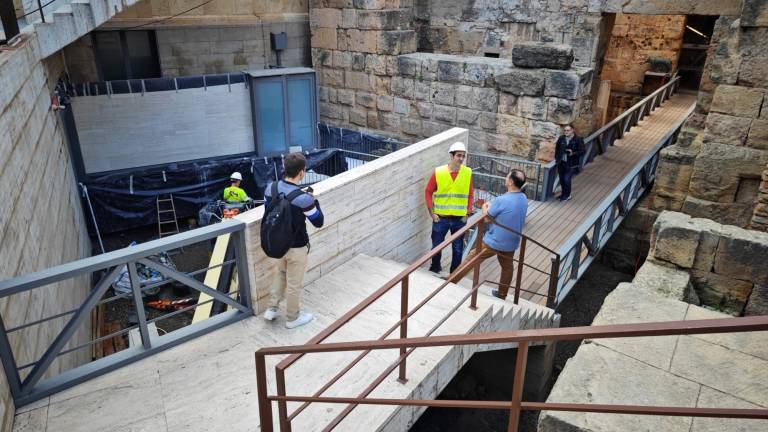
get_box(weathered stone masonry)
[651,2,768,231]
[311,1,592,159]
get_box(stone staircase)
[13,254,559,432]
[19,0,142,59]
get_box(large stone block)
[528,120,561,143]
[377,95,393,111]
[391,77,414,97]
[741,0,768,27]
[688,143,768,203]
[511,42,573,70]
[337,89,354,105]
[415,102,432,118]
[357,9,410,30]
[547,97,578,124]
[377,30,416,55]
[349,107,368,126]
[345,71,373,91]
[713,225,768,284]
[650,211,700,268]
[690,270,754,314]
[396,55,419,77]
[311,28,338,50]
[746,284,768,316]
[737,28,768,88]
[710,85,765,118]
[342,29,379,53]
[633,260,694,301]
[496,114,529,137]
[747,119,768,150]
[433,105,456,123]
[540,342,699,432]
[356,91,376,108]
[430,82,454,105]
[682,197,757,228]
[495,70,544,96]
[456,109,479,127]
[311,8,342,28]
[401,117,421,136]
[544,70,581,99]
[518,96,547,121]
[466,87,499,112]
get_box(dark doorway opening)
[678,15,718,90]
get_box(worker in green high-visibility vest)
[223,172,251,203]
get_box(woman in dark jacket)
[554,124,585,202]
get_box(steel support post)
[513,238,526,305]
[255,354,274,432]
[508,340,529,431]
[398,276,409,383]
[128,262,152,349]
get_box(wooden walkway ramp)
[477,93,697,307]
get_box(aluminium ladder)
[156,194,181,239]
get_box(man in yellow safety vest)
[223,172,251,203]
[424,141,473,276]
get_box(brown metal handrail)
[269,212,560,430]
[256,316,768,431]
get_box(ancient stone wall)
[600,13,685,94]
[649,211,768,316]
[0,36,92,431]
[413,0,605,69]
[651,3,768,230]
[310,1,592,158]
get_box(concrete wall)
[62,19,311,80]
[600,13,685,95]
[0,34,92,429]
[71,83,254,173]
[236,127,469,310]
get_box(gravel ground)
[93,223,219,342]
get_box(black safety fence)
[80,149,346,236]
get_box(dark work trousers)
[429,216,466,273]
[558,163,575,200]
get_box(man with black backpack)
[261,153,324,329]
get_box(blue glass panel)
[287,79,313,149]
[257,81,286,154]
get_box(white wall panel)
[72,83,254,173]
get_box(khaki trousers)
[267,246,308,321]
[449,243,516,297]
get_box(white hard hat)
[449,141,467,153]
[230,172,243,181]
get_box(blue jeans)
[430,217,466,273]
[558,163,575,200]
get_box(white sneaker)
[263,307,279,321]
[285,311,314,329]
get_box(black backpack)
[260,182,304,258]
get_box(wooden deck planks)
[476,93,697,306]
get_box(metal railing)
[0,219,253,406]
[256,315,768,431]
[541,76,682,200]
[254,213,560,430]
[466,152,543,201]
[551,83,694,306]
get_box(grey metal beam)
[0,220,245,297]
[138,258,250,314]
[20,266,123,395]
[15,310,250,407]
[0,315,22,398]
[128,263,152,350]
[232,230,253,309]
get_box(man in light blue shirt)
[450,169,528,299]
